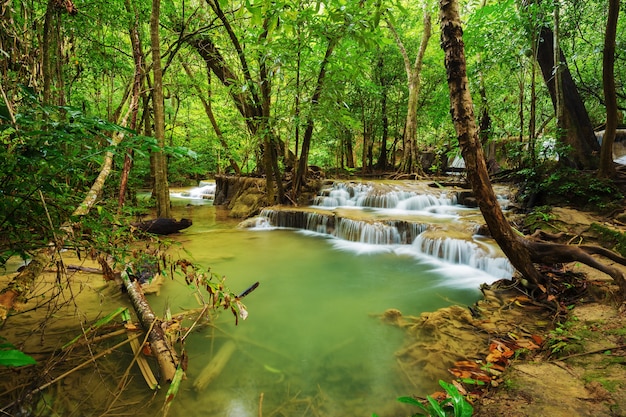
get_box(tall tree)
[598,0,619,179]
[386,2,432,175]
[294,37,338,195]
[527,0,600,169]
[150,0,171,218]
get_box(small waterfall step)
[259,208,428,245]
[250,180,516,279]
[313,181,459,210]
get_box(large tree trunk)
[440,0,626,298]
[598,0,619,179]
[150,0,171,218]
[440,0,544,289]
[535,26,600,169]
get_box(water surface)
[156,199,485,417]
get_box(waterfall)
[412,235,514,277]
[259,209,427,245]
[313,181,457,211]
[170,181,216,200]
[258,181,515,280]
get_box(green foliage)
[546,317,585,357]
[518,166,623,212]
[523,205,554,232]
[0,337,37,367]
[0,90,175,267]
[373,380,473,417]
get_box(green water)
[152,202,483,417]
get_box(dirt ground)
[388,206,626,417]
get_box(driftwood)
[193,340,236,392]
[99,258,180,383]
[132,218,192,235]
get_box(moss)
[588,223,626,258]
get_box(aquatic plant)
[373,380,473,417]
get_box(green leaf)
[0,348,37,367]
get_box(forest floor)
[397,206,626,417]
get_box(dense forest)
[1,0,626,415]
[1,0,624,251]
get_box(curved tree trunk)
[439,0,626,299]
[440,0,544,289]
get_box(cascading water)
[258,181,514,281]
[170,180,216,200]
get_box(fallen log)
[193,340,236,392]
[99,258,180,383]
[132,218,192,235]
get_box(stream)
[159,180,513,417]
[0,180,514,417]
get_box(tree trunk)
[150,0,171,218]
[440,0,626,298]
[98,259,180,383]
[118,0,145,209]
[387,6,432,175]
[535,26,600,169]
[440,0,545,289]
[294,38,336,196]
[598,0,619,178]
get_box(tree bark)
[387,5,432,175]
[440,0,544,289]
[294,37,337,196]
[598,0,619,178]
[150,0,171,218]
[121,269,179,382]
[535,26,600,169]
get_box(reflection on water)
[153,198,484,417]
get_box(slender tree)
[386,2,432,175]
[598,0,619,178]
[150,0,171,218]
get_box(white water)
[257,181,515,284]
[170,180,216,200]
